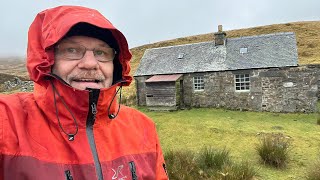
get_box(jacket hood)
[27,5,132,86]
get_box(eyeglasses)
[55,42,117,62]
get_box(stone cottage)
[134,26,319,112]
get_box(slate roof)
[134,32,298,76]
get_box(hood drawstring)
[107,85,122,119]
[50,80,79,141]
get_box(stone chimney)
[214,25,226,46]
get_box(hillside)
[0,57,28,79]
[123,21,320,102]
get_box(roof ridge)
[229,32,295,41]
[148,41,213,50]
[146,32,295,50]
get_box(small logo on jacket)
[112,165,127,180]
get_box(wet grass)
[138,107,320,180]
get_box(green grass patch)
[306,158,320,180]
[256,133,291,168]
[164,146,258,180]
[138,107,320,179]
[164,150,199,179]
[198,146,230,171]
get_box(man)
[0,5,168,180]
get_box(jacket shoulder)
[0,93,34,150]
[0,92,34,123]
[0,92,33,111]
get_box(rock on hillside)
[0,73,33,92]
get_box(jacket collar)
[34,77,119,130]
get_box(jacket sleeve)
[155,130,169,180]
[0,99,5,179]
[0,100,4,154]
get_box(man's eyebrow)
[98,43,111,48]
[58,38,111,48]
[60,39,78,44]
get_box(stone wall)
[183,71,262,111]
[182,65,319,113]
[136,65,319,112]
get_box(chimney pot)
[214,25,226,46]
[218,25,223,32]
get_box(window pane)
[193,76,204,91]
[235,74,250,91]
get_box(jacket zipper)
[86,89,103,180]
[129,161,138,180]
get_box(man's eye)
[66,48,78,53]
[94,50,106,56]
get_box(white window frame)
[193,76,204,91]
[234,74,250,92]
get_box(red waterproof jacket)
[0,6,168,180]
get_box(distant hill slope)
[122,21,320,101]
[0,57,28,79]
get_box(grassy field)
[137,107,320,179]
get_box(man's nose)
[77,50,99,69]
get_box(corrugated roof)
[145,74,182,82]
[134,32,298,76]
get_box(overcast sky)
[0,0,319,57]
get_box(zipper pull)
[129,161,138,180]
[68,134,75,141]
[65,170,73,180]
[91,102,97,119]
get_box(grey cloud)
[0,0,319,56]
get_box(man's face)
[52,36,114,90]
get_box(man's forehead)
[58,36,111,47]
[60,23,117,50]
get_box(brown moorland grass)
[0,57,28,79]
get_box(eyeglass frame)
[54,42,117,62]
